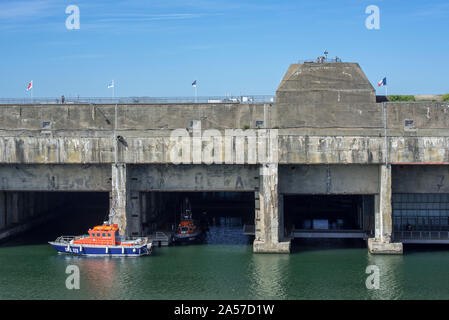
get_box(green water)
[1,226,449,300]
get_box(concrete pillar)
[368,165,403,254]
[111,163,129,236]
[0,192,5,229]
[253,163,290,253]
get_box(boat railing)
[54,235,85,243]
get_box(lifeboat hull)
[48,242,151,257]
[173,231,203,243]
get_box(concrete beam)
[0,164,111,191]
[130,164,258,192]
[279,165,379,194]
[392,165,449,193]
[1,135,448,165]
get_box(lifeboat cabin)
[74,224,120,246]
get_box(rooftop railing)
[0,95,275,105]
[298,57,343,64]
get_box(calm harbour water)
[1,221,449,300]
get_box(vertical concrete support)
[368,165,403,254]
[0,192,5,229]
[253,163,291,253]
[111,163,129,236]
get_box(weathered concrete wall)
[392,165,449,193]
[0,102,447,136]
[387,102,449,133]
[0,136,115,163]
[278,135,385,164]
[271,103,383,129]
[279,165,379,194]
[276,63,376,105]
[0,164,110,191]
[1,134,448,165]
[0,103,265,132]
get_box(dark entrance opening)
[284,194,374,248]
[141,191,254,245]
[1,192,109,246]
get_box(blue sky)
[0,0,448,98]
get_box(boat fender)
[105,247,108,254]
[133,248,136,253]
[121,247,124,254]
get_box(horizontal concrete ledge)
[367,238,403,255]
[292,230,368,239]
[253,240,291,253]
[399,239,449,244]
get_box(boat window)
[107,233,111,237]
[97,233,101,237]
[102,233,106,237]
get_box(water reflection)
[248,253,290,299]
[365,253,404,300]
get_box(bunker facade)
[1,62,449,254]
